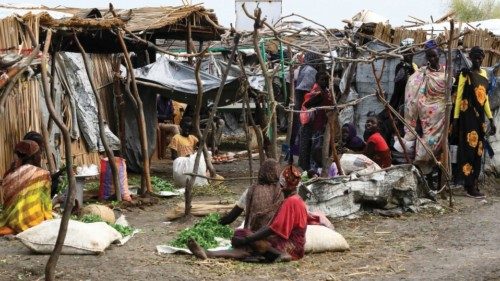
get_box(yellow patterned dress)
[0,164,52,235]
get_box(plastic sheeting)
[300,165,429,218]
[133,56,241,106]
[122,86,157,173]
[59,53,120,152]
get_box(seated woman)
[219,159,284,232]
[188,165,307,262]
[363,115,392,168]
[341,123,365,152]
[0,140,52,235]
[169,116,198,160]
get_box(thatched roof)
[113,5,224,41]
[38,4,223,41]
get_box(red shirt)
[365,132,392,168]
[269,194,307,239]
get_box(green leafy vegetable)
[111,224,134,236]
[77,214,135,236]
[151,176,176,192]
[80,214,103,223]
[170,213,233,249]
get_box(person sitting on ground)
[341,123,365,152]
[363,114,392,168]
[169,116,198,160]
[219,159,284,231]
[188,165,307,262]
[0,140,52,235]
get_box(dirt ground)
[1,158,499,281]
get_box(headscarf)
[15,140,41,168]
[424,39,438,50]
[469,46,485,58]
[342,123,365,151]
[245,158,283,231]
[258,159,280,185]
[279,165,301,191]
[15,140,40,159]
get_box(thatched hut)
[0,4,223,176]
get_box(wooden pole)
[193,52,217,177]
[243,5,279,159]
[115,28,152,194]
[15,18,56,173]
[286,45,295,160]
[187,16,193,65]
[443,20,455,206]
[42,29,76,281]
[236,54,255,182]
[324,56,343,176]
[112,56,126,156]
[72,32,122,201]
[241,92,254,184]
[236,55,266,163]
[184,33,241,215]
[371,61,411,164]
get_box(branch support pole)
[371,61,411,164]
[115,28,152,194]
[73,32,121,201]
[42,29,76,281]
[193,52,217,177]
[243,4,278,159]
[443,20,455,206]
[184,33,241,215]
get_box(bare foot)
[187,238,207,260]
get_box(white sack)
[340,153,382,175]
[173,154,208,187]
[305,225,350,253]
[16,219,122,255]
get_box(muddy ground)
[1,158,499,281]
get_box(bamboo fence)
[461,28,500,66]
[0,14,100,177]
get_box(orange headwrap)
[279,165,301,190]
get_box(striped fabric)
[0,164,52,235]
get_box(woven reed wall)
[0,15,102,177]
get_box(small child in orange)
[169,116,198,160]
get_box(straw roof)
[112,5,224,41]
[36,4,223,41]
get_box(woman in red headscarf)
[0,140,52,235]
[188,164,307,262]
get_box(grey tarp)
[122,86,157,173]
[58,52,120,152]
[300,165,430,218]
[133,56,241,106]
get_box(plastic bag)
[99,157,132,201]
[172,153,208,187]
[300,106,315,125]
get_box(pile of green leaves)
[170,213,233,249]
[78,214,135,237]
[151,176,176,192]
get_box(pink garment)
[404,66,447,173]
